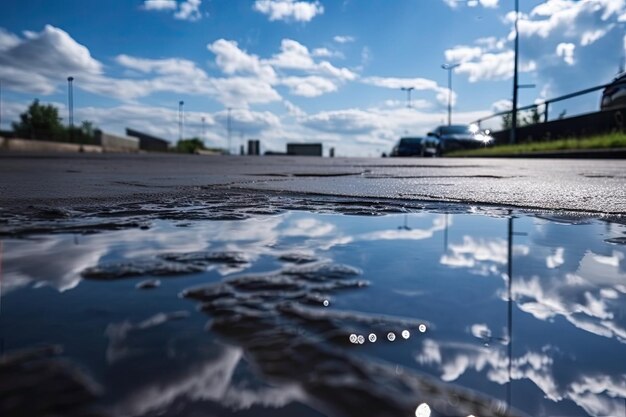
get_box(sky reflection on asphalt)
[1,209,625,417]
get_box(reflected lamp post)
[441,63,460,126]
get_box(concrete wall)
[126,128,170,152]
[195,149,222,156]
[96,131,139,152]
[0,137,102,153]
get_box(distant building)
[247,139,260,155]
[126,128,170,152]
[287,143,323,156]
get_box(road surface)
[0,152,625,215]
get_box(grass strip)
[447,133,626,156]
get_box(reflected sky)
[1,210,625,417]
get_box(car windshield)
[399,138,422,146]
[440,125,472,135]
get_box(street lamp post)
[178,101,184,141]
[400,87,415,108]
[441,63,460,126]
[0,79,3,131]
[227,107,232,154]
[201,116,206,140]
[510,0,520,144]
[67,77,74,129]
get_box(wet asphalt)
[0,152,625,214]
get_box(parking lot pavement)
[1,152,625,214]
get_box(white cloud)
[316,61,357,80]
[479,0,499,7]
[333,35,355,44]
[209,38,355,100]
[0,28,21,51]
[208,39,277,81]
[443,0,499,8]
[530,0,574,17]
[213,108,281,135]
[253,0,324,22]
[362,76,456,106]
[0,25,102,95]
[142,0,203,20]
[280,76,338,97]
[270,39,357,81]
[174,0,202,21]
[211,77,282,107]
[512,260,626,343]
[302,109,383,135]
[271,39,316,69]
[359,215,448,241]
[454,50,536,82]
[415,339,626,416]
[312,47,336,58]
[580,28,609,46]
[142,0,177,10]
[116,55,208,78]
[546,247,565,268]
[513,0,624,43]
[475,36,506,50]
[491,98,512,112]
[440,236,529,271]
[299,106,489,142]
[448,0,625,107]
[444,45,483,63]
[556,42,575,65]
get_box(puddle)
[1,205,626,417]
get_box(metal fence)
[472,83,610,132]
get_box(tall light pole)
[67,76,74,129]
[400,86,415,108]
[178,100,184,141]
[201,116,206,140]
[441,63,460,126]
[227,107,232,154]
[510,0,520,144]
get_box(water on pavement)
[1,207,625,417]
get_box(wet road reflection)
[1,209,625,416]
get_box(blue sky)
[1,0,624,156]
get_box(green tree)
[522,106,542,126]
[80,120,96,138]
[176,137,206,153]
[501,106,544,129]
[501,112,512,129]
[12,99,64,140]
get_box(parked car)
[390,136,439,157]
[600,72,626,111]
[427,124,493,154]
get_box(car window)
[441,125,471,134]
[399,138,422,145]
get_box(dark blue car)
[427,124,493,155]
[390,137,439,157]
